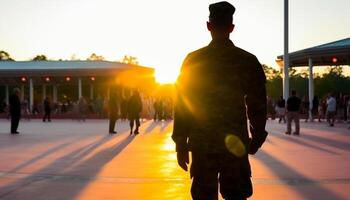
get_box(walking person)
[311,96,319,122]
[276,96,286,123]
[78,96,87,122]
[127,90,142,135]
[42,97,52,122]
[108,90,119,134]
[9,88,21,134]
[286,90,301,135]
[302,96,310,122]
[172,2,268,199]
[326,93,336,127]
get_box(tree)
[87,53,105,61]
[0,50,14,61]
[32,55,47,61]
[121,55,139,65]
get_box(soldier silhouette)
[172,1,268,199]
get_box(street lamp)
[20,76,27,83]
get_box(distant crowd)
[0,94,174,121]
[267,92,350,134]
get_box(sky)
[1,0,350,83]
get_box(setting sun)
[155,67,180,84]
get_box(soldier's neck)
[211,32,230,41]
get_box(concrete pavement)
[0,119,349,200]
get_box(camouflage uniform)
[172,38,267,199]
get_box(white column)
[53,84,57,103]
[308,58,314,120]
[21,85,25,101]
[5,85,9,105]
[29,78,34,112]
[283,0,289,100]
[43,84,46,100]
[78,77,82,99]
[90,84,94,100]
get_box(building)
[0,61,155,112]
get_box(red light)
[65,77,71,81]
[332,57,338,63]
[90,76,96,81]
[45,77,50,82]
[21,77,27,82]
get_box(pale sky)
[1,0,350,82]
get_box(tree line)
[0,50,138,64]
[263,65,350,99]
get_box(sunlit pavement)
[0,119,349,200]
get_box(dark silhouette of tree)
[0,50,14,61]
[122,55,138,65]
[32,54,47,61]
[87,53,105,61]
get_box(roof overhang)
[0,61,154,77]
[277,38,350,67]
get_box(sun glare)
[155,68,180,84]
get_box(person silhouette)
[127,90,143,135]
[172,2,268,199]
[9,88,21,134]
[109,90,119,134]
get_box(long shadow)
[255,150,345,200]
[160,121,172,132]
[301,134,350,152]
[0,134,135,199]
[6,142,72,173]
[7,135,112,172]
[269,133,339,155]
[144,121,160,134]
[69,135,112,160]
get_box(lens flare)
[225,134,246,157]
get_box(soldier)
[9,88,21,134]
[172,2,268,199]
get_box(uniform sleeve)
[172,55,191,152]
[245,56,268,154]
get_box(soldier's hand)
[176,151,189,171]
[248,130,268,155]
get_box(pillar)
[43,84,46,100]
[21,85,25,101]
[90,84,94,100]
[5,85,9,105]
[78,77,82,99]
[283,0,289,100]
[29,78,34,112]
[53,84,57,103]
[308,58,314,120]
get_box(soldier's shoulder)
[233,46,259,62]
[184,46,211,62]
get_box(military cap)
[209,1,235,26]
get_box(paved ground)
[0,119,349,200]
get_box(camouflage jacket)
[172,39,267,154]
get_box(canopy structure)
[277,37,350,67]
[0,61,155,111]
[276,37,350,119]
